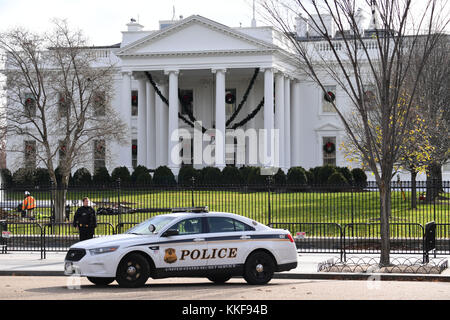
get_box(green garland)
[229,98,264,130]
[226,68,260,127]
[145,72,206,133]
[145,71,264,133]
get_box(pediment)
[117,15,274,56]
[314,122,343,132]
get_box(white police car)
[64,207,298,287]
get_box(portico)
[116,15,302,175]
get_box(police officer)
[73,197,97,241]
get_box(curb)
[1,270,450,282]
[0,271,65,277]
[274,272,450,282]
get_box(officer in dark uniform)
[73,197,97,241]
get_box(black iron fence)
[0,180,448,257]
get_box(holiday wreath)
[323,141,335,154]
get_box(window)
[323,137,337,166]
[24,93,36,117]
[363,85,377,111]
[93,91,106,116]
[170,218,203,235]
[322,85,337,113]
[58,92,69,117]
[24,140,36,168]
[180,89,193,116]
[59,140,67,168]
[225,88,236,118]
[131,139,137,169]
[180,137,193,165]
[126,215,176,235]
[131,90,138,116]
[207,217,254,233]
[443,162,450,173]
[93,139,106,170]
[225,137,237,166]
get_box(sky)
[0,0,259,46]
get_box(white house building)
[2,14,449,181]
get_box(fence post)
[117,178,122,227]
[191,176,195,207]
[40,224,46,259]
[50,181,55,233]
[433,179,437,222]
[351,186,354,237]
[267,175,273,226]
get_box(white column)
[137,77,147,166]
[284,77,291,170]
[275,72,285,169]
[120,71,132,169]
[213,68,226,169]
[246,81,256,166]
[146,81,156,169]
[291,79,301,166]
[167,70,180,174]
[263,68,274,168]
[155,81,168,168]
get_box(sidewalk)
[1,251,450,281]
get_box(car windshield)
[125,216,177,235]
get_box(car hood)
[70,233,158,249]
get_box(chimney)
[355,8,367,34]
[295,14,309,38]
[126,18,144,32]
[368,2,380,29]
[308,14,335,38]
[251,0,257,27]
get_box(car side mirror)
[162,229,179,237]
[148,224,156,233]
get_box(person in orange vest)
[22,191,36,220]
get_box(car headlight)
[89,246,119,255]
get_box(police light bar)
[171,206,209,213]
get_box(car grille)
[65,249,86,261]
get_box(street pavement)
[1,251,450,281]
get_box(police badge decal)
[164,248,178,264]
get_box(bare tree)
[410,35,450,200]
[260,0,449,265]
[0,19,127,222]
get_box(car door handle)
[240,235,251,239]
[193,238,205,242]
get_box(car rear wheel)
[243,251,275,285]
[87,277,115,286]
[116,253,150,288]
[207,275,232,284]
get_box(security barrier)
[0,220,446,261]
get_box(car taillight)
[287,233,294,243]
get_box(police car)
[64,207,298,287]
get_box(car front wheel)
[243,251,275,285]
[116,253,150,288]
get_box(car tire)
[116,253,150,288]
[243,251,275,285]
[207,275,232,284]
[87,277,115,286]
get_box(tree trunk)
[54,188,67,223]
[426,162,442,202]
[411,170,417,209]
[52,176,69,223]
[379,181,391,267]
